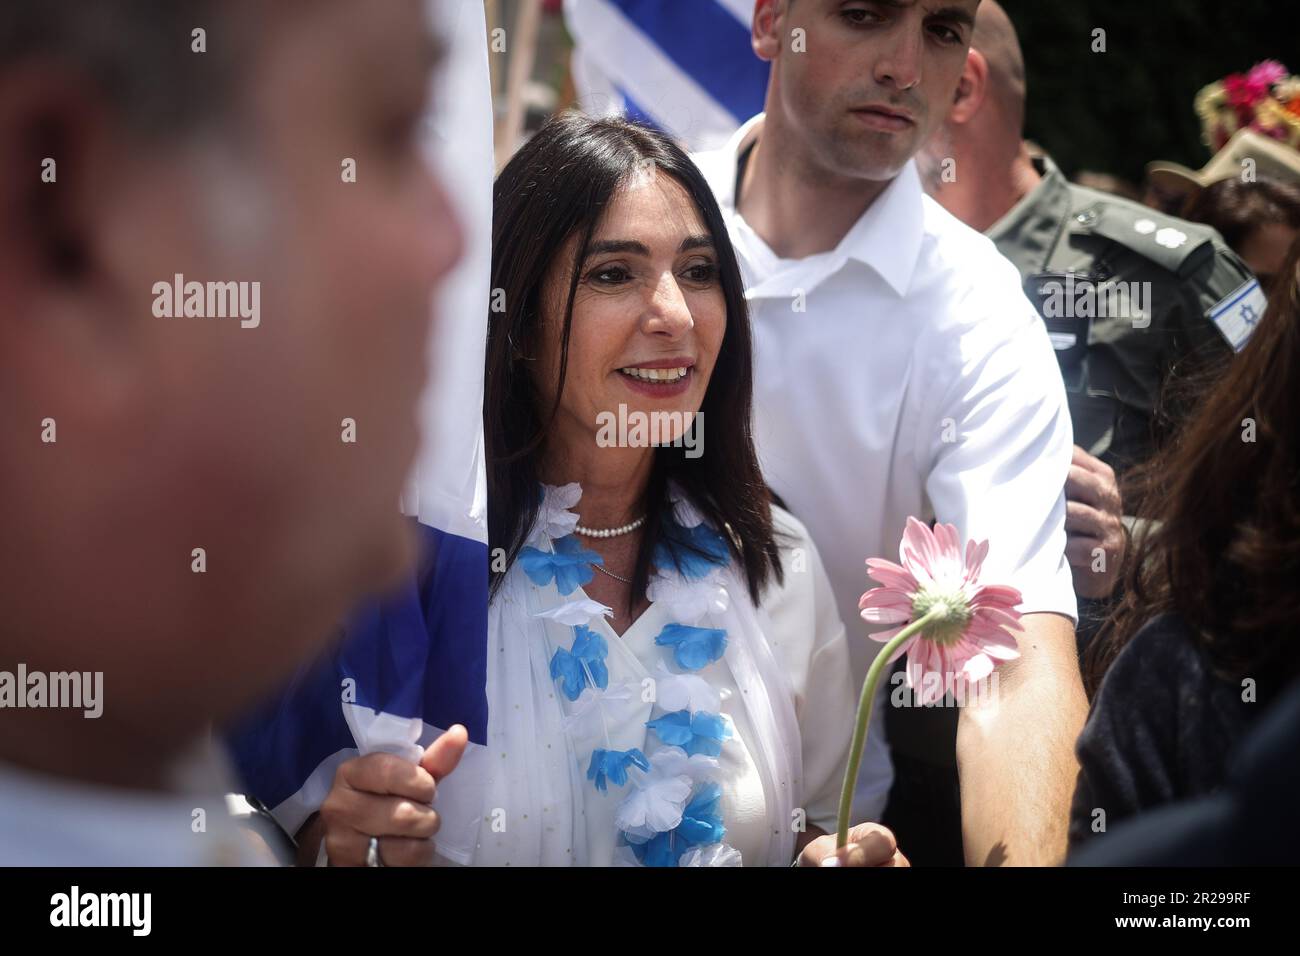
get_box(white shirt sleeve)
[917,271,1079,623]
[761,507,892,833]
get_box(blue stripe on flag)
[617,86,664,132]
[225,521,488,810]
[609,0,769,123]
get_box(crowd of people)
[2,0,1297,871]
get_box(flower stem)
[835,608,945,850]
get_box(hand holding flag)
[314,724,468,867]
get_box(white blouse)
[444,497,860,867]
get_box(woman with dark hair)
[300,113,903,868]
[485,115,778,617]
[458,112,899,867]
[1068,235,1300,848]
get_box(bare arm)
[956,611,1085,866]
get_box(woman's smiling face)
[533,170,727,453]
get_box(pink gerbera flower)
[835,517,1027,848]
[859,517,1023,706]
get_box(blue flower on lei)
[627,783,726,867]
[675,783,726,845]
[587,748,650,792]
[653,522,730,581]
[519,535,603,595]
[645,710,732,757]
[654,623,727,671]
[549,625,609,701]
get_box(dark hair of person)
[0,1,236,135]
[485,111,783,608]
[1184,176,1300,253]
[1086,235,1300,695]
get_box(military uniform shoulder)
[1063,183,1228,279]
[1063,181,1261,352]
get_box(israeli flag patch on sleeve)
[1207,279,1267,352]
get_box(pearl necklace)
[573,515,646,539]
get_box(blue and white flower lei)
[522,482,743,867]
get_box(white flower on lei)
[678,843,743,867]
[652,660,723,713]
[645,567,729,624]
[645,747,720,783]
[615,748,720,842]
[561,681,636,738]
[534,597,613,627]
[537,482,582,539]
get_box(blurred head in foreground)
[0,0,462,788]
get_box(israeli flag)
[566,0,769,151]
[225,0,491,865]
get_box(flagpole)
[496,0,542,170]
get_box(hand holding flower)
[836,518,1025,849]
[799,822,910,868]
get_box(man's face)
[771,0,979,181]
[0,0,463,743]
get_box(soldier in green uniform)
[881,0,1264,869]
[987,156,1258,476]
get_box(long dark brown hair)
[1085,235,1300,695]
[485,112,782,607]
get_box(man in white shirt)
[693,0,1086,865]
[0,0,463,864]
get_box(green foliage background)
[1001,0,1299,185]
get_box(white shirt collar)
[713,113,925,298]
